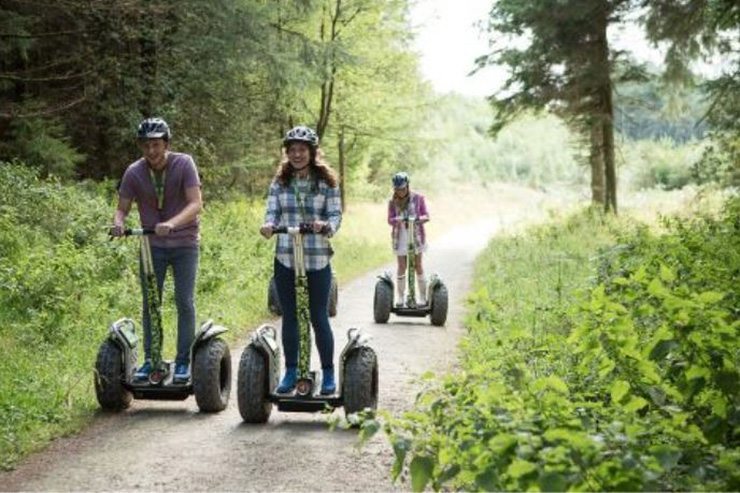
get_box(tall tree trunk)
[316,0,341,139]
[589,119,606,205]
[595,1,617,214]
[603,86,617,214]
[338,125,347,211]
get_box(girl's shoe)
[321,367,336,395]
[276,367,297,393]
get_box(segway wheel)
[343,347,378,420]
[237,345,272,423]
[430,284,448,326]
[94,340,132,411]
[373,280,392,324]
[193,338,231,412]
[267,276,282,316]
[328,274,338,318]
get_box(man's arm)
[111,197,133,236]
[156,186,202,235]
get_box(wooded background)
[1,0,737,207]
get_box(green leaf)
[659,264,676,282]
[532,376,569,394]
[539,471,568,492]
[610,380,631,404]
[647,278,666,298]
[624,396,649,413]
[696,290,724,304]
[686,365,711,381]
[410,455,435,492]
[507,459,537,479]
[650,444,682,472]
[391,438,410,481]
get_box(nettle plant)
[371,197,739,492]
[569,198,739,490]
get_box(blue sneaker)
[276,367,297,394]
[134,360,152,381]
[321,367,336,395]
[173,363,190,383]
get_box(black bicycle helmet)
[284,125,319,147]
[137,117,171,141]
[392,171,409,189]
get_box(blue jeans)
[140,246,199,365]
[274,259,334,370]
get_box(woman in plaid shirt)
[259,126,342,395]
[388,171,430,307]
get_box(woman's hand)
[260,223,274,238]
[311,220,330,234]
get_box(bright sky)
[410,1,677,98]
[410,0,504,97]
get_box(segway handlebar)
[272,223,327,235]
[391,215,428,224]
[108,227,156,238]
[124,228,155,236]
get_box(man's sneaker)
[173,363,190,383]
[134,360,152,381]
[276,367,297,393]
[320,367,336,395]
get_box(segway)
[94,228,231,412]
[373,214,448,326]
[238,224,378,423]
[267,272,338,317]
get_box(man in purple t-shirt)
[110,117,202,383]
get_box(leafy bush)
[621,137,704,191]
[377,197,739,491]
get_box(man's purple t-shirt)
[119,152,201,248]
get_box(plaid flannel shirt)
[264,176,342,272]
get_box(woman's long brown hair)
[274,146,338,188]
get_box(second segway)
[238,224,378,423]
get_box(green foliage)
[380,197,739,491]
[0,0,433,202]
[0,117,84,179]
[620,137,705,190]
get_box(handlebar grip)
[272,223,315,235]
[124,228,155,236]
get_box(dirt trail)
[1,185,555,492]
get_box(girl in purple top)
[387,172,429,306]
[110,117,202,383]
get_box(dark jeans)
[140,246,199,365]
[274,259,334,370]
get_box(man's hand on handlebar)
[155,221,175,236]
[109,224,124,238]
[260,223,274,239]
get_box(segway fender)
[377,271,393,288]
[249,324,281,384]
[107,318,138,381]
[338,328,373,394]
[194,319,229,345]
[428,273,444,291]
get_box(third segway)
[373,214,448,326]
